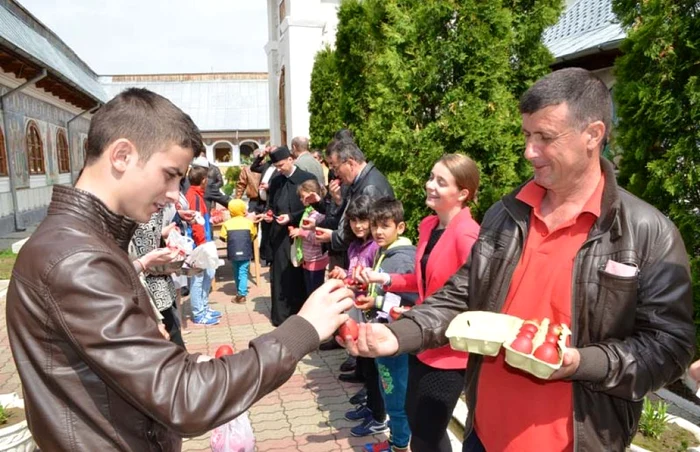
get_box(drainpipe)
[0,69,48,232]
[66,103,100,185]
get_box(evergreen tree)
[308,46,343,150]
[612,0,700,342]
[310,0,562,236]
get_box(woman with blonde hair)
[358,153,480,452]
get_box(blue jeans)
[303,269,325,297]
[232,260,250,296]
[189,268,214,320]
[376,354,410,448]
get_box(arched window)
[57,129,70,173]
[0,127,7,176]
[26,121,45,175]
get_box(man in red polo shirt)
[343,68,695,451]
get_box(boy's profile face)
[371,218,405,248]
[115,141,190,223]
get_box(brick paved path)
[0,263,389,451]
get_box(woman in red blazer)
[359,153,480,452]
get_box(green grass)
[0,248,17,280]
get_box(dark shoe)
[344,404,372,421]
[319,339,342,351]
[340,356,357,372]
[339,373,364,384]
[349,387,367,405]
[350,418,389,437]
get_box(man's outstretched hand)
[298,280,354,342]
[338,322,399,358]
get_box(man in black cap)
[263,146,316,326]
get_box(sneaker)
[193,313,220,326]
[349,387,367,406]
[207,309,222,318]
[364,441,408,452]
[339,373,364,384]
[350,418,389,437]
[340,356,357,372]
[237,295,247,303]
[344,404,372,422]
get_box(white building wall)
[266,0,341,147]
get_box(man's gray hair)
[519,68,613,142]
[291,136,310,153]
[328,138,365,163]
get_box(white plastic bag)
[166,230,195,258]
[186,241,221,269]
[210,412,255,452]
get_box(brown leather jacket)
[7,185,320,451]
[235,165,261,200]
[389,158,695,451]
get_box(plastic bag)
[186,241,222,269]
[166,230,195,258]
[210,412,255,452]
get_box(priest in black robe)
[264,146,316,326]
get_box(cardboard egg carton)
[445,311,521,356]
[445,311,571,379]
[502,318,572,379]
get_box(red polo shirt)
[475,174,604,451]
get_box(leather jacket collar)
[48,184,138,251]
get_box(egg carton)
[502,318,572,379]
[445,311,521,356]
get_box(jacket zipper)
[571,230,608,452]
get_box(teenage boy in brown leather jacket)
[7,88,354,452]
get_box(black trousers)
[161,305,186,349]
[357,356,386,422]
[405,354,465,452]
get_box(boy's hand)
[328,266,347,280]
[354,294,375,310]
[356,268,389,286]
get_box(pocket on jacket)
[591,268,639,339]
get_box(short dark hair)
[188,166,208,186]
[327,137,365,163]
[85,88,203,165]
[369,197,403,225]
[343,195,373,241]
[519,68,612,142]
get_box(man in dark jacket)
[316,138,394,252]
[346,68,695,452]
[6,88,354,452]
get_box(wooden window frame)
[26,121,45,175]
[57,129,70,173]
